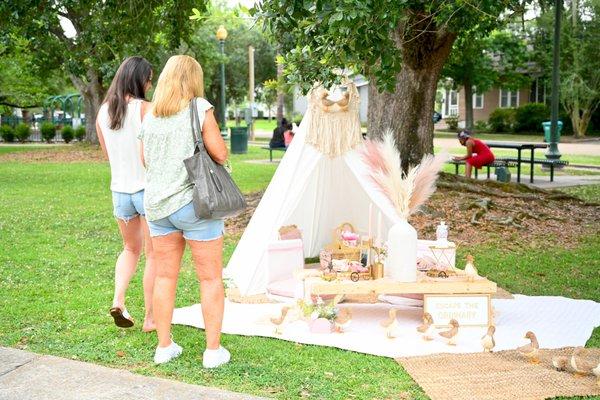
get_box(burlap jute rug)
[396,347,600,400]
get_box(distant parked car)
[433,112,442,123]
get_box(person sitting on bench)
[453,130,495,178]
[269,118,288,148]
[283,122,294,147]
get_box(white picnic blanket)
[172,295,600,358]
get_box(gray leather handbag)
[183,98,246,219]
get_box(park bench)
[262,146,287,162]
[448,159,518,180]
[495,157,569,182]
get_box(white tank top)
[97,99,146,193]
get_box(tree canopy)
[0,35,66,110]
[254,0,520,168]
[188,5,277,118]
[0,0,202,141]
[443,29,530,129]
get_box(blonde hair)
[152,55,204,117]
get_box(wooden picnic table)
[484,142,548,183]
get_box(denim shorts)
[112,190,145,222]
[147,202,224,241]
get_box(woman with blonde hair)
[139,55,229,368]
[96,56,156,332]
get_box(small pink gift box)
[309,318,334,334]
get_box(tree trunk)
[21,109,30,124]
[463,78,474,130]
[276,53,284,122]
[572,107,591,138]
[70,68,105,144]
[82,92,103,143]
[368,21,456,170]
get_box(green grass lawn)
[0,144,59,155]
[227,119,278,132]
[0,146,598,400]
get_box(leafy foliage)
[0,125,15,142]
[14,123,31,143]
[514,103,549,132]
[474,120,490,132]
[0,0,205,142]
[0,36,65,108]
[74,126,86,142]
[489,108,517,132]
[443,29,530,128]
[61,125,74,143]
[40,122,56,143]
[530,0,600,137]
[187,5,276,113]
[253,1,518,94]
[256,79,278,118]
[445,116,459,130]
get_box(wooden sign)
[424,294,491,327]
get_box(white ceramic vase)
[385,219,417,282]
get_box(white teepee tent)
[226,88,402,296]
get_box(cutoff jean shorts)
[147,201,224,241]
[112,190,145,222]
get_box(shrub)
[15,123,31,143]
[61,125,75,143]
[40,122,57,143]
[488,108,516,132]
[559,111,573,135]
[75,125,86,141]
[0,125,15,142]
[445,116,459,130]
[514,103,549,132]
[474,120,490,132]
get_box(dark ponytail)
[104,56,152,130]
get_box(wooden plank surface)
[307,276,497,296]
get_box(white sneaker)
[202,345,230,369]
[153,341,183,364]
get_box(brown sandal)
[110,307,134,328]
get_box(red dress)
[466,139,495,169]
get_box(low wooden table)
[305,274,497,327]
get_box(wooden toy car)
[425,268,457,278]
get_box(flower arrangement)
[297,298,339,322]
[360,131,447,219]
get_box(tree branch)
[0,99,42,108]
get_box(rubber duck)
[416,313,435,341]
[552,356,569,371]
[334,308,352,333]
[439,319,459,346]
[481,325,496,352]
[570,347,596,377]
[518,331,540,363]
[270,306,289,335]
[380,308,399,339]
[464,255,478,282]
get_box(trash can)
[542,120,563,143]
[230,126,248,154]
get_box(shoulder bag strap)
[189,98,207,153]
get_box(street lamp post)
[547,0,562,161]
[216,25,228,138]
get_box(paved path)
[253,130,600,156]
[469,173,600,189]
[434,137,600,156]
[0,347,267,400]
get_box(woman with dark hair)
[269,118,287,148]
[453,130,495,178]
[96,56,156,332]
